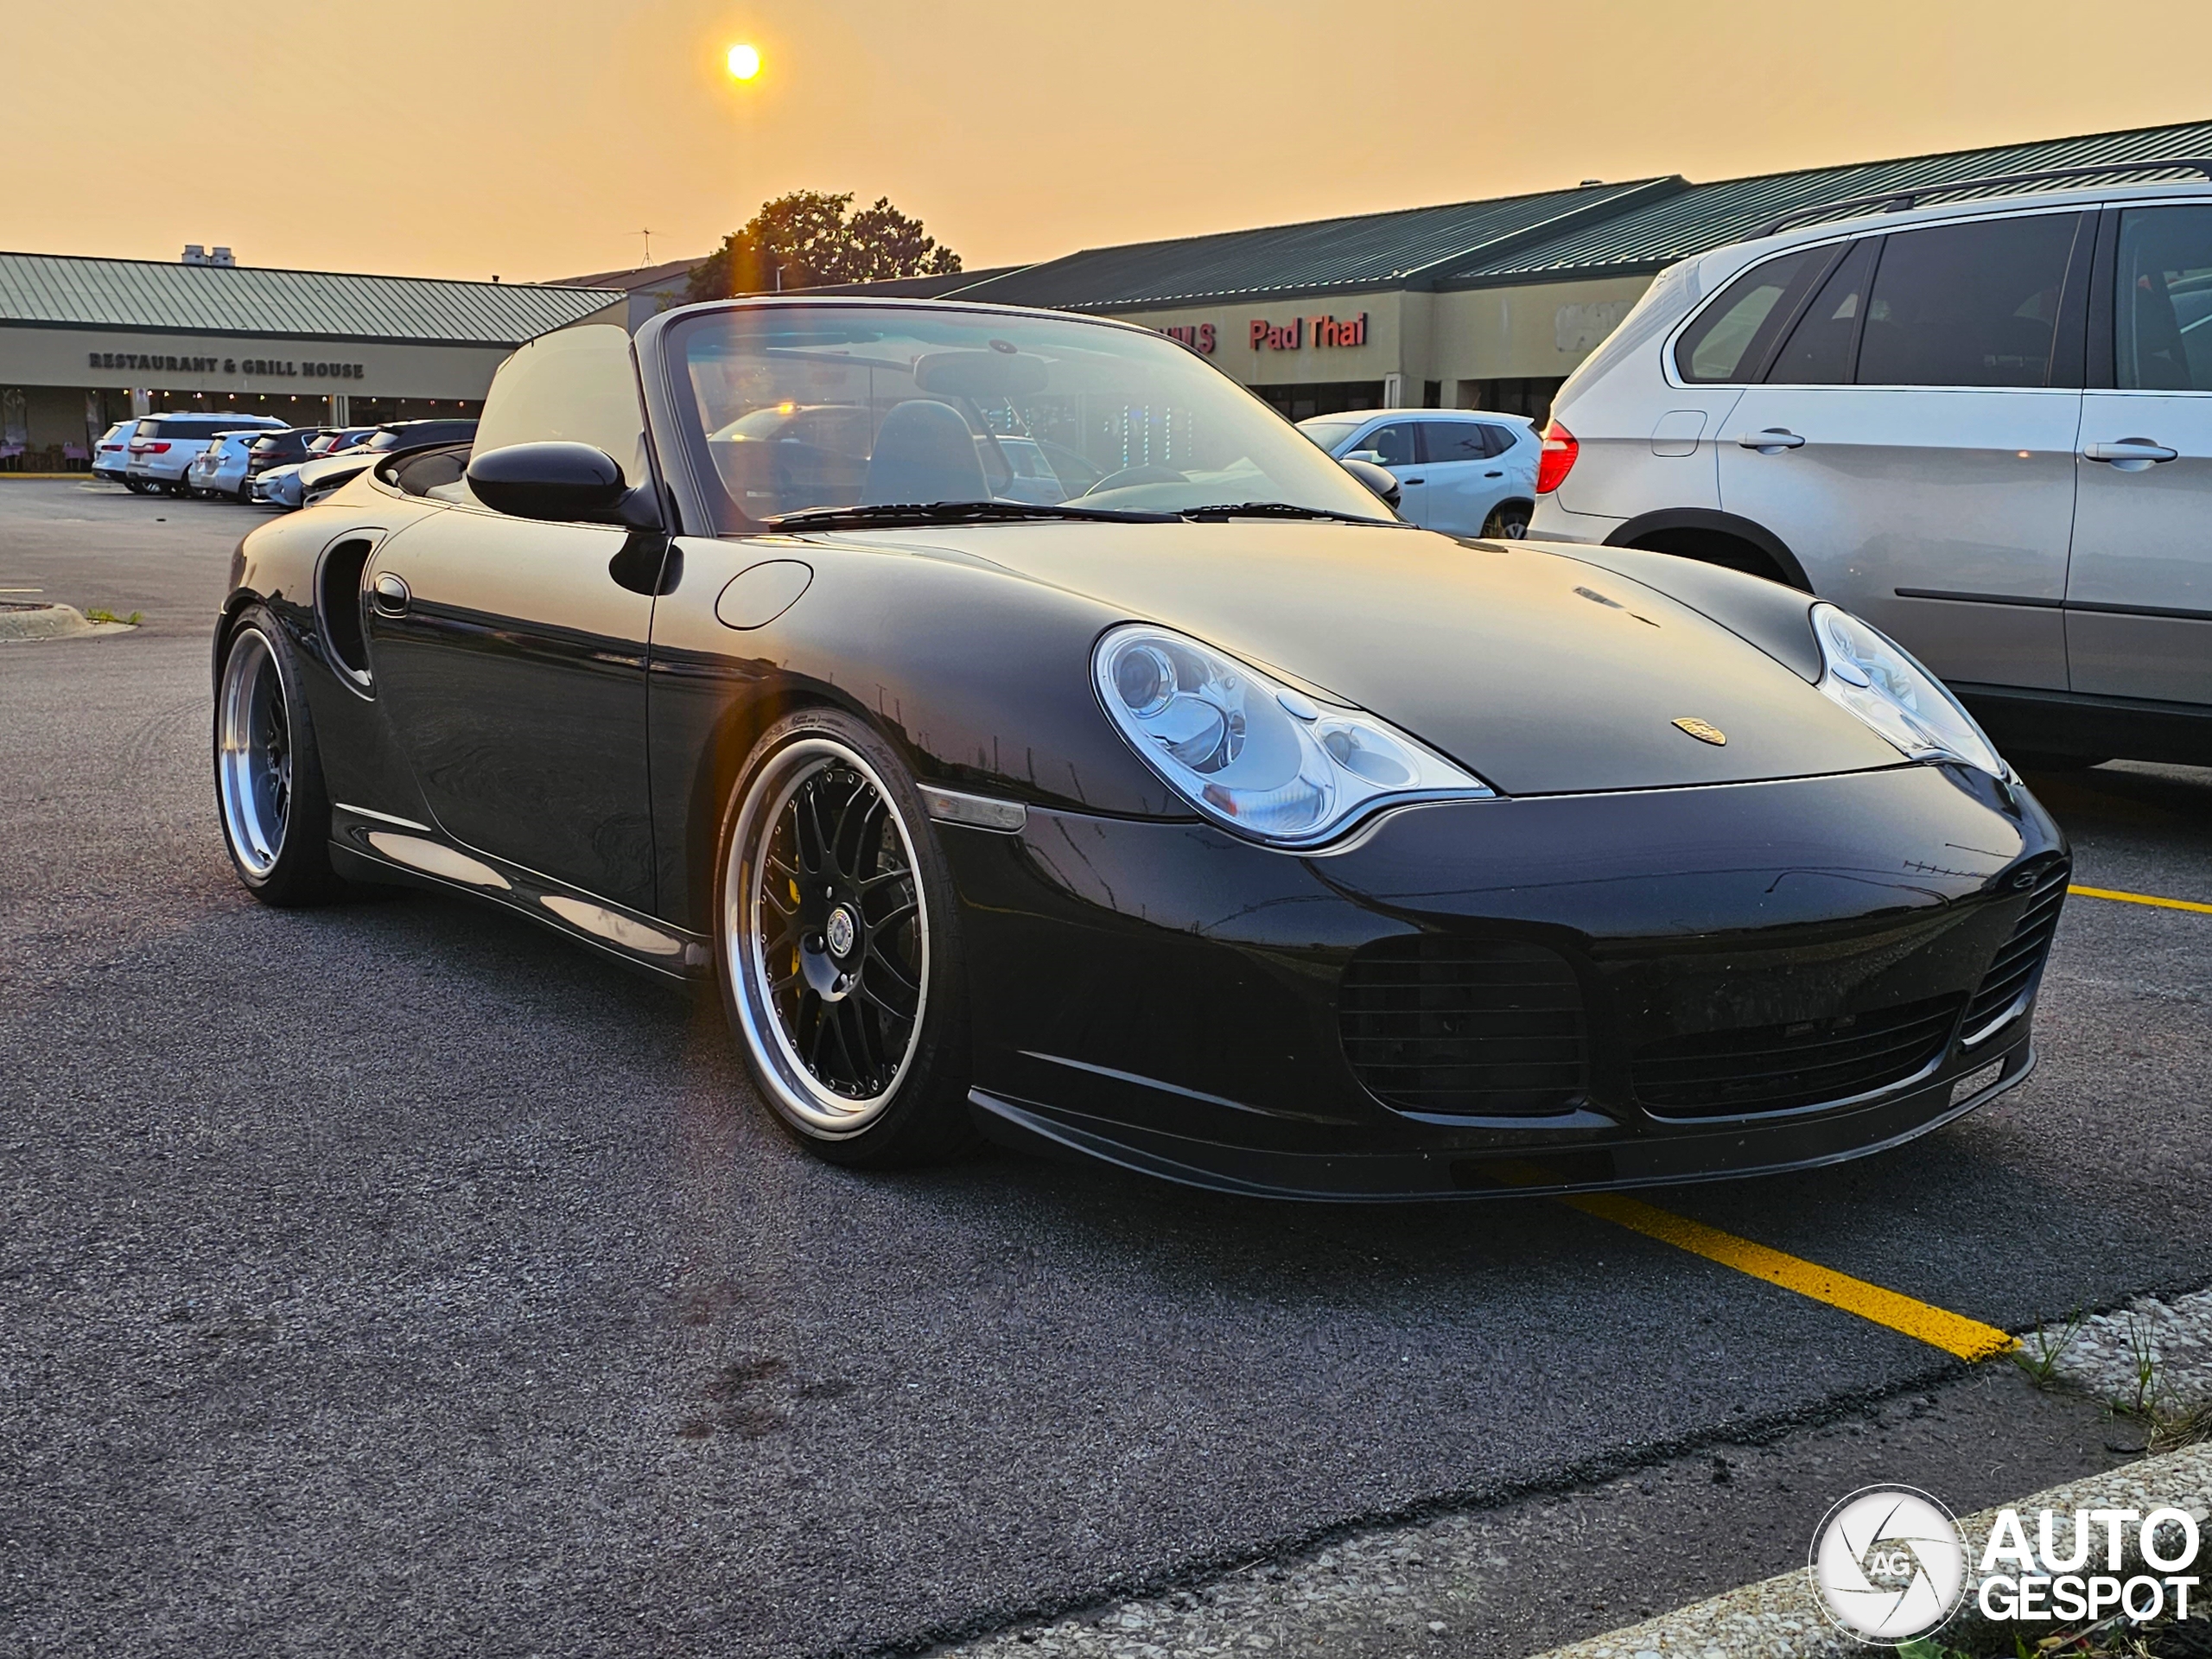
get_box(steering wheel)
[1080,464,1189,496]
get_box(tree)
[684,191,962,302]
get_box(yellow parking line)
[2069,884,2212,916]
[1559,1192,2017,1363]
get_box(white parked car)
[1298,410,1538,537]
[186,432,259,502]
[126,413,285,495]
[90,420,138,485]
[1528,161,2212,768]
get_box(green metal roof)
[940,179,1684,313]
[0,251,623,346]
[1442,118,2212,287]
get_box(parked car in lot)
[245,428,331,480]
[126,413,286,495]
[212,305,2065,1201]
[253,420,477,508]
[91,420,138,484]
[1529,161,2212,768]
[186,432,262,502]
[1300,410,1539,537]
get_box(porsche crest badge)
[1672,716,1727,746]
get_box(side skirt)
[327,804,710,981]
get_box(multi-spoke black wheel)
[213,606,340,906]
[720,710,972,1163]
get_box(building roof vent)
[182,244,206,264]
[211,246,235,267]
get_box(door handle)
[1484,469,1503,478]
[1401,476,1425,486]
[371,573,411,616]
[1737,429,1807,452]
[2082,439,2178,467]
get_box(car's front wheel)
[214,606,341,906]
[715,709,974,1166]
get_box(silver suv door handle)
[1737,429,1806,452]
[2082,439,2178,466]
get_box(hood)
[874,521,1905,796]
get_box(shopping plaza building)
[847,115,2212,423]
[0,255,621,467]
[6,116,2210,465]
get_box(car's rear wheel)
[1480,502,1532,538]
[214,606,341,906]
[716,708,974,1166]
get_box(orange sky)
[9,1,2212,283]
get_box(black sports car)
[212,298,2067,1199]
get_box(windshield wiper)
[1177,501,1391,524]
[764,499,1177,530]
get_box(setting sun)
[726,42,760,80]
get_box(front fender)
[645,533,1193,931]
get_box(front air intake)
[1961,858,2069,1040]
[1631,994,1963,1119]
[1338,936,1587,1116]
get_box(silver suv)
[1529,162,2212,768]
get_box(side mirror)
[467,441,648,524]
[1345,448,1386,465]
[1339,456,1402,512]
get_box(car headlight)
[1092,623,1491,846]
[1810,602,2006,777]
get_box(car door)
[1714,211,2088,690]
[2068,201,2212,705]
[1414,418,1513,533]
[1342,420,1425,524]
[360,324,663,909]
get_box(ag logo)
[1672,716,1727,745]
[1809,1485,1967,1645]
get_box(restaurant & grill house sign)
[86,348,366,379]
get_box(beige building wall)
[1108,276,1656,404]
[1110,292,1408,391]
[1429,274,1656,394]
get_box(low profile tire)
[214,605,342,906]
[715,708,975,1167]
[1480,503,1531,539]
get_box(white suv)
[1299,410,1538,537]
[125,413,286,495]
[1529,162,2212,768]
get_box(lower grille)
[1631,994,1963,1118]
[1961,859,2069,1038]
[1338,937,1586,1116]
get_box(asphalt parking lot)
[3,477,2209,1658]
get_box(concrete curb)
[1533,1440,2212,1658]
[0,603,135,641]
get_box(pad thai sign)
[1249,312,1369,352]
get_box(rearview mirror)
[467,442,643,524]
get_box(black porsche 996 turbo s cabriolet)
[212,298,2067,1199]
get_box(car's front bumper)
[942,762,2064,1200]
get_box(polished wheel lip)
[726,736,930,1135]
[215,626,290,880]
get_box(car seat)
[861,399,988,505]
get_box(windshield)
[664,302,1388,531]
[1297,419,1359,452]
